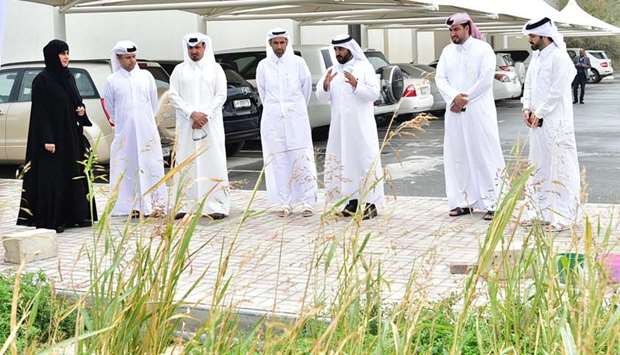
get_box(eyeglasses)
[192,126,208,141]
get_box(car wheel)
[226,141,245,157]
[589,69,601,83]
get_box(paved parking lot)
[1,76,617,203]
[227,75,620,204]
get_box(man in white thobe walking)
[255,28,318,217]
[521,17,581,230]
[168,33,229,220]
[316,35,384,220]
[103,40,167,217]
[435,13,505,220]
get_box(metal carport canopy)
[20,0,620,35]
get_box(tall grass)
[2,112,620,354]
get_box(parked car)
[403,63,445,112]
[428,60,522,101]
[496,52,526,85]
[393,63,434,115]
[566,48,614,83]
[495,49,531,83]
[213,45,404,128]
[493,70,522,100]
[0,60,175,164]
[155,61,262,156]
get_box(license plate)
[233,99,251,109]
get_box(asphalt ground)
[1,75,618,203]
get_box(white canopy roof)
[19,0,620,35]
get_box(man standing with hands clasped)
[521,17,581,230]
[168,33,230,220]
[316,35,384,220]
[435,13,505,221]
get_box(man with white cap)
[521,17,581,229]
[435,13,505,221]
[255,28,318,217]
[316,35,384,220]
[103,40,167,217]
[168,33,229,220]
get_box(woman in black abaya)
[17,39,98,233]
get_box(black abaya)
[17,40,98,231]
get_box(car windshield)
[365,51,390,70]
[225,69,248,86]
[398,64,425,78]
[142,65,170,89]
[589,51,607,60]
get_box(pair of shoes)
[482,210,495,221]
[301,205,314,217]
[207,213,227,220]
[340,199,358,217]
[449,207,472,217]
[174,212,188,220]
[362,203,378,220]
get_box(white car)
[395,64,434,116]
[493,70,522,100]
[567,48,614,83]
[427,60,522,102]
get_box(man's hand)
[44,143,56,154]
[75,106,85,117]
[190,111,208,129]
[343,71,358,89]
[453,93,469,108]
[449,103,463,113]
[522,109,532,127]
[322,69,338,91]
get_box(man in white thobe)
[168,33,229,220]
[521,17,581,229]
[255,28,318,217]
[103,40,167,217]
[435,13,505,220]
[316,35,384,220]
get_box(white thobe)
[168,59,230,215]
[522,44,581,227]
[316,59,384,206]
[436,37,505,211]
[103,67,167,216]
[256,54,318,207]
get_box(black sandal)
[482,211,495,221]
[449,207,472,217]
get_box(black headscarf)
[43,39,83,109]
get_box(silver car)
[0,60,170,164]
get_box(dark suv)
[156,61,261,156]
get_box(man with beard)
[316,35,383,220]
[435,13,505,220]
[521,17,581,230]
[168,33,229,220]
[255,28,318,217]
